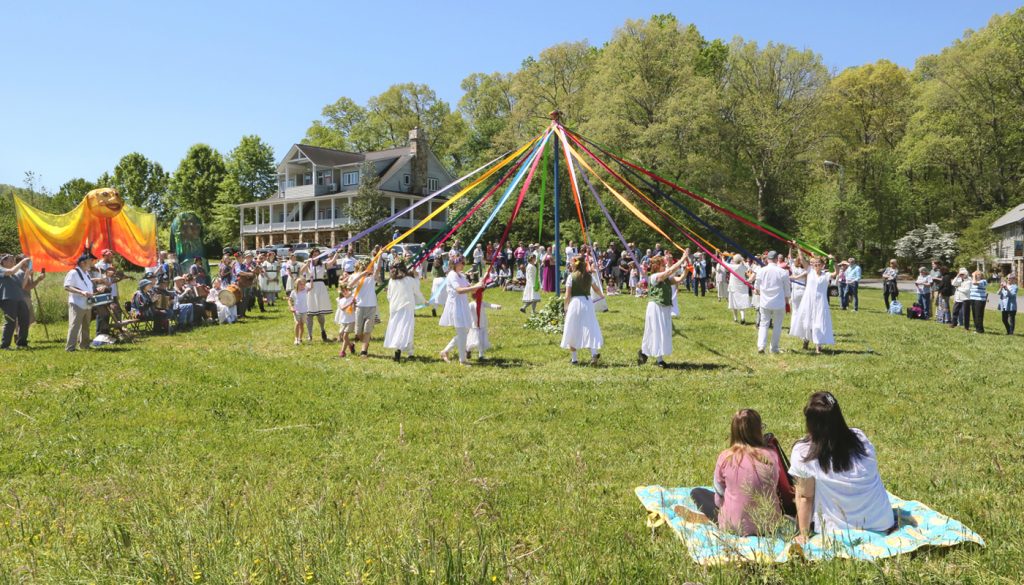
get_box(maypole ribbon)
[552,126,590,246]
[412,146,534,270]
[464,128,553,254]
[563,128,826,256]
[564,138,753,288]
[313,148,517,261]
[538,140,548,242]
[575,163,646,279]
[562,128,720,255]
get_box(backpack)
[764,433,796,517]
[907,303,924,319]
[888,300,903,315]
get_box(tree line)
[6,9,1023,269]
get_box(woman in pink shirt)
[687,409,784,535]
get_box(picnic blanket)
[635,485,984,564]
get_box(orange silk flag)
[13,188,157,271]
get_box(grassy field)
[0,277,1021,584]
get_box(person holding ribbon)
[561,255,605,365]
[439,255,486,366]
[383,260,426,362]
[639,252,689,367]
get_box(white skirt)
[728,291,751,310]
[522,282,541,302]
[429,277,448,308]
[560,296,603,350]
[467,326,490,352]
[641,302,673,357]
[307,281,332,315]
[671,286,679,317]
[383,306,416,352]
[716,278,728,299]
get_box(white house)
[237,128,455,250]
[989,202,1024,277]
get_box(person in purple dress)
[541,248,556,293]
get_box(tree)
[504,41,596,144]
[54,178,96,212]
[209,174,245,248]
[349,162,390,249]
[168,144,227,229]
[303,96,370,151]
[208,135,277,246]
[720,39,830,226]
[894,224,959,266]
[112,152,170,218]
[456,72,515,166]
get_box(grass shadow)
[661,362,729,371]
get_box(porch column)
[239,207,245,250]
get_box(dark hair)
[800,392,867,473]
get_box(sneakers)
[656,359,667,368]
[431,308,437,317]
[294,338,301,346]
[637,350,648,365]
[570,359,579,365]
[590,353,600,366]
[393,349,401,362]
[519,306,526,313]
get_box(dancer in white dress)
[789,251,836,353]
[560,256,605,365]
[301,249,338,342]
[520,254,541,314]
[384,261,426,362]
[639,254,689,367]
[333,285,355,357]
[439,255,486,365]
[727,254,752,324]
[259,252,282,306]
[467,300,501,360]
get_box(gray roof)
[991,202,1024,230]
[293,144,363,167]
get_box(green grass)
[1,277,1021,584]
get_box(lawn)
[0,278,1020,584]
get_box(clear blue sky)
[1,0,1019,192]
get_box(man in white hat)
[755,250,791,354]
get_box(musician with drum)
[63,251,97,351]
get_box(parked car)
[391,243,424,259]
[273,246,292,258]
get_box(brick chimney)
[409,127,428,195]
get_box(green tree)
[208,135,277,246]
[168,144,227,229]
[504,41,597,144]
[719,39,830,226]
[303,96,370,151]
[54,178,96,212]
[112,152,170,218]
[349,162,390,250]
[456,72,515,166]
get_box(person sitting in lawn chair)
[131,279,171,333]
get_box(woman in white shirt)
[383,261,426,362]
[790,392,893,544]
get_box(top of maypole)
[549,110,563,124]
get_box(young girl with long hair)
[560,255,605,365]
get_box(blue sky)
[1,0,1019,192]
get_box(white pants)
[66,304,92,351]
[757,307,785,352]
[443,327,469,363]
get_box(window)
[304,173,312,185]
[316,170,334,185]
[343,171,359,186]
[427,177,439,192]
[403,174,410,185]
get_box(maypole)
[551,111,562,293]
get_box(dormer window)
[428,177,439,192]
[343,171,360,186]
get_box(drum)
[89,293,113,307]
[227,284,242,302]
[237,272,255,288]
[196,285,211,298]
[217,288,237,307]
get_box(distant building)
[990,202,1024,276]
[237,128,454,250]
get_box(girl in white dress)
[333,285,355,356]
[520,254,541,314]
[789,252,836,353]
[439,255,486,365]
[467,300,501,360]
[384,261,426,362]
[259,252,282,305]
[727,255,752,324]
[639,254,689,367]
[561,256,605,365]
[301,249,338,342]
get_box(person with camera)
[64,251,97,351]
[0,254,32,350]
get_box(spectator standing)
[844,258,861,311]
[998,275,1017,335]
[0,255,31,349]
[969,270,988,333]
[64,251,96,351]
[951,268,972,330]
[915,267,933,319]
[881,259,900,311]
